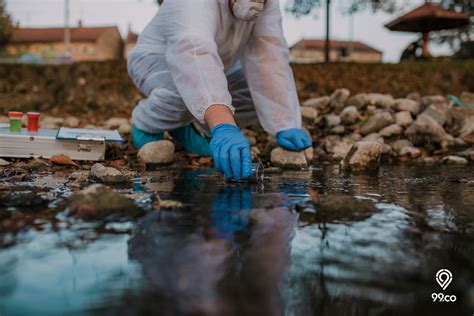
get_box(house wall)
[2,29,123,61]
[291,48,382,63]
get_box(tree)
[0,0,13,45]
[434,0,474,45]
[286,0,399,62]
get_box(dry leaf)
[49,155,80,167]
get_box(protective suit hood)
[231,0,265,21]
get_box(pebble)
[367,93,395,108]
[325,114,341,127]
[399,146,421,158]
[90,163,126,183]
[0,159,10,166]
[394,99,420,115]
[270,147,308,169]
[329,88,351,111]
[395,111,414,127]
[302,96,329,110]
[379,124,402,138]
[341,141,384,169]
[137,140,175,165]
[346,93,369,109]
[441,155,468,165]
[341,106,359,124]
[300,106,319,125]
[360,112,393,135]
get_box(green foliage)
[0,0,13,45]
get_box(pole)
[325,0,331,63]
[64,0,71,57]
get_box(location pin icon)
[436,269,453,290]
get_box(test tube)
[239,161,264,183]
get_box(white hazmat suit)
[128,0,302,136]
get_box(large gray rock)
[393,99,420,115]
[395,111,414,127]
[360,112,393,135]
[300,106,319,125]
[347,93,369,109]
[379,124,402,138]
[341,141,384,170]
[341,106,360,124]
[302,96,330,110]
[367,93,395,108]
[90,163,125,183]
[137,140,175,164]
[404,113,454,146]
[421,101,452,126]
[420,95,447,113]
[329,88,351,111]
[270,147,309,169]
[66,184,142,221]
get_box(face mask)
[232,0,265,21]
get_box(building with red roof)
[3,21,123,61]
[290,39,383,63]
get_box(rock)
[395,111,414,127]
[346,133,362,142]
[367,93,395,108]
[421,101,452,126]
[347,93,369,109]
[302,96,330,110]
[0,159,10,166]
[3,190,46,208]
[40,116,64,129]
[341,141,384,170]
[63,116,80,128]
[394,99,420,115]
[361,133,384,144]
[300,106,319,125]
[104,117,130,130]
[315,195,377,222]
[304,147,314,162]
[330,125,345,135]
[341,106,360,124]
[329,88,351,111]
[66,184,142,221]
[324,136,355,159]
[406,92,422,103]
[441,156,468,165]
[366,105,377,115]
[405,113,454,146]
[137,140,175,165]
[360,112,393,135]
[460,91,474,108]
[420,95,447,113]
[118,123,132,134]
[325,114,341,127]
[379,124,402,138]
[90,163,126,183]
[399,146,421,158]
[391,139,413,153]
[270,147,308,169]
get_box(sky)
[5,0,455,62]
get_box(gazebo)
[385,2,469,59]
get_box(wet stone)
[137,140,175,165]
[441,156,468,165]
[90,163,126,184]
[341,141,384,170]
[2,190,46,209]
[66,184,142,221]
[270,147,308,169]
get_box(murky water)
[1,165,474,316]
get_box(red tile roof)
[10,26,119,44]
[290,39,382,54]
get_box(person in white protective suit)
[128,0,312,181]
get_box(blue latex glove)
[210,124,252,181]
[276,128,312,151]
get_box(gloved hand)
[210,124,252,181]
[276,128,312,151]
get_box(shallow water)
[1,165,474,316]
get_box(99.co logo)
[431,269,457,303]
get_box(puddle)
[1,165,474,315]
